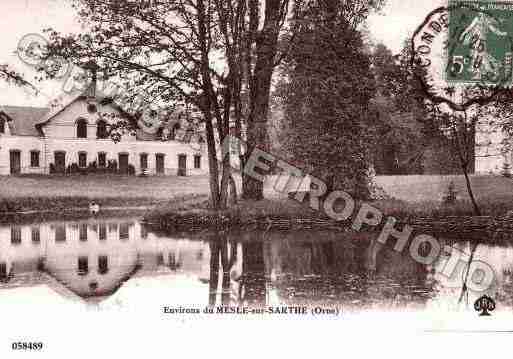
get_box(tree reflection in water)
[206,231,432,309]
[208,233,268,307]
[0,219,437,309]
[208,233,239,306]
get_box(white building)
[475,121,511,174]
[0,88,208,176]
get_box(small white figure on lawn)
[89,201,100,215]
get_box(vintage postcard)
[0,0,512,357]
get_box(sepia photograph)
[0,0,512,357]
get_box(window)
[156,153,165,174]
[11,227,21,245]
[98,256,108,275]
[119,223,129,240]
[157,253,164,266]
[87,103,97,114]
[118,153,129,175]
[78,256,88,276]
[98,152,106,168]
[54,151,66,173]
[99,224,107,241]
[169,253,178,270]
[76,118,88,138]
[0,117,4,133]
[96,120,108,139]
[194,155,201,169]
[140,153,148,170]
[10,150,21,175]
[31,227,40,243]
[177,154,186,176]
[0,262,7,279]
[55,226,66,242]
[79,223,88,241]
[30,150,40,167]
[78,152,87,168]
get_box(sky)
[367,0,446,52]
[0,0,446,107]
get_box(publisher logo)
[474,294,496,316]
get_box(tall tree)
[278,0,381,199]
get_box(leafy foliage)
[278,1,379,199]
[370,41,468,175]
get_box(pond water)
[1,216,513,312]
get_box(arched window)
[76,118,88,138]
[96,119,108,139]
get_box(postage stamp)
[447,0,513,85]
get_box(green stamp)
[447,0,513,86]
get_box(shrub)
[442,181,458,205]
[107,160,118,173]
[87,161,98,174]
[128,164,136,176]
[66,163,80,175]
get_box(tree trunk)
[229,174,238,205]
[242,0,284,201]
[462,163,481,215]
[197,0,221,209]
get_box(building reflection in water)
[3,220,513,310]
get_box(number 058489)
[11,342,43,351]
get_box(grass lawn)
[3,173,513,219]
[372,175,513,217]
[0,174,211,199]
[0,174,211,213]
[374,174,513,204]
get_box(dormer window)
[96,119,108,139]
[76,118,88,138]
[87,103,97,114]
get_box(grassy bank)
[145,175,513,233]
[3,173,513,228]
[0,193,209,225]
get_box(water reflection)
[1,219,513,311]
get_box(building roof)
[0,82,202,141]
[0,105,49,136]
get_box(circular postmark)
[17,33,48,66]
[412,1,513,111]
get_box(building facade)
[0,93,208,176]
[475,121,510,174]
